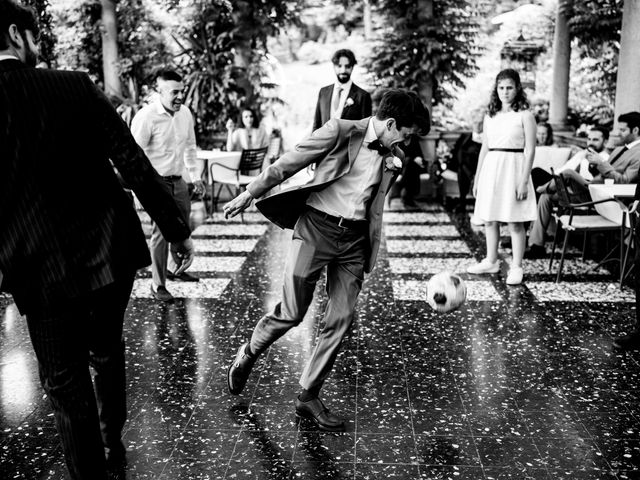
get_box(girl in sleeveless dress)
[467,69,537,285]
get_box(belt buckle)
[337,216,346,229]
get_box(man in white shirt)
[131,69,204,302]
[527,115,640,258]
[312,49,372,131]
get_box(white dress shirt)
[557,148,610,181]
[306,118,382,220]
[130,97,199,181]
[330,80,353,120]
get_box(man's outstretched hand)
[170,237,194,275]
[223,190,253,219]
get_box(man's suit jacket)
[0,59,191,315]
[313,83,372,131]
[247,117,403,273]
[596,142,640,186]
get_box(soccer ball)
[426,271,467,313]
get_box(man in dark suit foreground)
[0,2,193,478]
[225,90,430,431]
[312,48,372,131]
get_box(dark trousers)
[249,209,366,391]
[397,160,422,201]
[150,177,191,287]
[457,159,478,201]
[26,272,135,480]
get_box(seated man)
[526,113,640,258]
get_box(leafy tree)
[173,0,299,147]
[24,0,56,66]
[364,0,482,108]
[53,0,171,103]
[561,0,622,105]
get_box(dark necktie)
[367,139,390,156]
[609,145,628,166]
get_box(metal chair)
[208,146,268,220]
[549,172,633,286]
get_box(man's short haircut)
[331,49,356,66]
[589,126,609,141]
[618,112,640,133]
[155,68,183,83]
[376,89,431,136]
[0,0,39,50]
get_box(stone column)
[614,0,640,129]
[549,4,570,131]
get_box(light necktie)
[332,86,342,117]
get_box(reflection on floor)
[1,201,640,479]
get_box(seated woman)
[226,107,269,152]
[536,121,556,147]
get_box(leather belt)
[489,148,524,152]
[162,175,183,181]
[307,206,367,230]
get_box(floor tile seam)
[441,348,485,471]
[397,334,422,467]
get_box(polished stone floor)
[2,200,640,479]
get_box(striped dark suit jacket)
[0,59,191,316]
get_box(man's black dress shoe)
[295,397,345,432]
[167,271,200,282]
[613,332,640,351]
[151,285,174,303]
[524,244,547,259]
[402,197,418,208]
[227,343,256,395]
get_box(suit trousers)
[25,272,135,480]
[250,209,367,391]
[150,177,191,286]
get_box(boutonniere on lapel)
[344,97,355,108]
[385,155,404,172]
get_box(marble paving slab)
[383,212,451,223]
[393,279,501,301]
[384,224,460,237]
[189,256,247,273]
[131,278,231,299]
[527,281,634,302]
[386,239,472,255]
[192,224,268,236]
[389,257,473,275]
[194,239,260,253]
[506,258,610,276]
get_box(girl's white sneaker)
[467,259,500,274]
[506,267,524,285]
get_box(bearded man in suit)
[225,89,430,432]
[312,48,372,131]
[0,2,193,478]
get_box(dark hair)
[537,122,554,146]
[0,0,39,50]
[618,112,640,134]
[237,107,260,129]
[376,89,431,136]
[589,126,609,141]
[331,49,356,66]
[487,68,529,117]
[155,68,182,83]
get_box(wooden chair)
[549,172,633,286]
[208,147,268,221]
